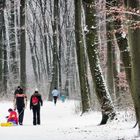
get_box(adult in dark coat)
[30,88,43,125]
[14,86,27,125]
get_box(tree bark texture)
[49,0,59,100]
[20,0,26,88]
[83,0,116,124]
[75,0,90,113]
[127,0,140,131]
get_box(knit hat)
[8,108,13,112]
[35,88,38,92]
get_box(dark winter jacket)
[14,88,27,109]
[30,92,43,109]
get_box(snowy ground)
[0,100,139,140]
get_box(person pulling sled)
[14,86,27,125]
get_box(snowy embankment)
[0,100,139,140]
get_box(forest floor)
[0,100,139,140]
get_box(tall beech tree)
[20,0,26,88]
[83,0,116,124]
[49,0,59,100]
[126,0,140,131]
[75,0,90,113]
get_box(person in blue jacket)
[52,87,60,105]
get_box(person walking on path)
[14,86,27,125]
[52,87,60,105]
[30,88,43,125]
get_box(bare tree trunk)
[75,0,90,113]
[0,0,7,95]
[83,0,116,124]
[9,0,19,86]
[3,23,8,95]
[27,1,42,85]
[64,0,75,97]
[106,23,115,100]
[126,0,140,132]
[106,0,132,90]
[112,45,121,105]
[107,0,138,123]
[0,1,4,85]
[58,3,62,90]
[27,22,38,83]
[49,0,59,100]
[39,0,51,80]
[20,0,26,88]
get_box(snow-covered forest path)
[0,100,138,140]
